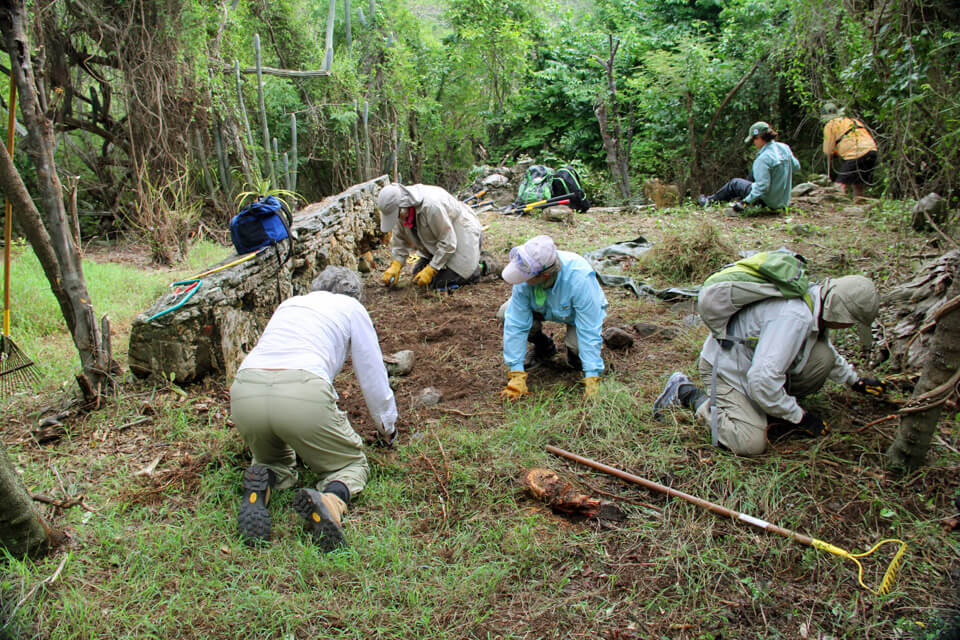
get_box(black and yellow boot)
[293,487,348,552]
[238,464,276,544]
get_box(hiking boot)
[653,372,704,420]
[525,331,557,368]
[293,488,347,552]
[238,465,276,544]
[479,251,503,278]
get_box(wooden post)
[253,34,274,183]
[345,0,352,48]
[272,137,280,187]
[323,0,336,73]
[234,59,254,148]
[362,100,371,181]
[290,113,298,192]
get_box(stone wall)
[128,176,389,383]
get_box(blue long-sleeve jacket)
[744,141,800,209]
[503,251,608,377]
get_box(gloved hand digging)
[377,420,397,448]
[794,411,830,437]
[382,260,403,287]
[852,377,887,397]
[412,265,438,287]
[501,371,529,400]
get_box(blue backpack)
[230,196,293,256]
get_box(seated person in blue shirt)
[698,121,801,215]
[496,235,608,400]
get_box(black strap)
[834,119,865,146]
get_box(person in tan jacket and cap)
[377,183,497,290]
[653,275,888,455]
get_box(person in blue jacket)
[497,235,608,399]
[698,121,801,214]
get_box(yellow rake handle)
[811,538,908,596]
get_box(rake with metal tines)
[547,445,908,597]
[1,78,39,398]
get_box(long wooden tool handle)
[3,77,17,338]
[545,445,812,545]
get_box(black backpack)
[550,166,590,212]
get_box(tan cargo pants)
[230,368,369,496]
[694,339,836,456]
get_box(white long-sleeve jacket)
[700,285,858,424]
[238,291,397,432]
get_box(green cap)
[744,121,772,144]
[820,102,844,123]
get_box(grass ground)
[1,195,958,639]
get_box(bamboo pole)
[289,113,298,192]
[362,101,371,180]
[283,152,291,193]
[234,60,254,147]
[253,34,274,183]
[345,0,352,48]
[272,137,280,187]
[323,0,336,73]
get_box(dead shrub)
[644,222,736,284]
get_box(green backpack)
[696,249,814,446]
[697,249,813,349]
[514,164,555,206]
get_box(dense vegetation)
[10,0,959,257]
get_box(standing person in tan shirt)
[821,102,878,198]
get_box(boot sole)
[237,465,272,544]
[293,489,347,552]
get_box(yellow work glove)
[500,371,529,400]
[582,376,600,399]
[382,260,403,287]
[412,265,438,287]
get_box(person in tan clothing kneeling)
[230,266,398,551]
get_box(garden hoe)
[547,445,907,597]
[1,79,40,397]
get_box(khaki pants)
[694,340,836,456]
[230,369,369,496]
[496,300,579,354]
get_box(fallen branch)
[856,414,899,433]
[29,493,84,509]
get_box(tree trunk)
[887,274,960,468]
[0,0,118,402]
[592,36,630,203]
[0,442,49,557]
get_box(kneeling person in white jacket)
[230,266,398,550]
[653,275,887,455]
[378,183,498,290]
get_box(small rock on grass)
[384,350,415,376]
[633,322,680,339]
[412,387,443,408]
[602,326,634,349]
